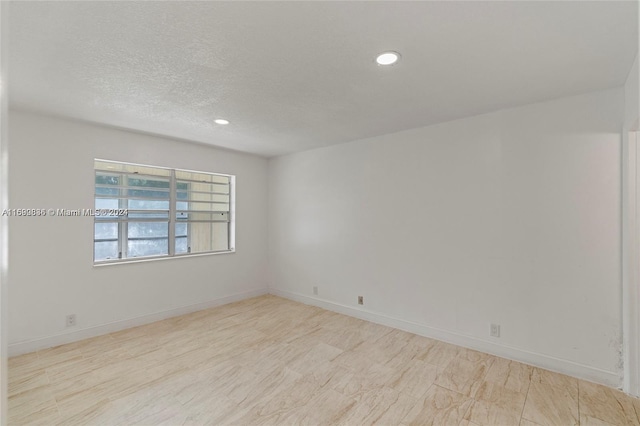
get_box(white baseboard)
[8,287,268,357]
[270,288,621,389]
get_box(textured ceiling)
[8,1,638,157]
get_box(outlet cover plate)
[490,323,500,337]
[66,314,76,327]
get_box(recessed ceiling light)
[214,119,230,125]
[375,51,400,66]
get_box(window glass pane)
[128,222,168,239]
[177,182,189,198]
[127,176,169,189]
[128,199,169,211]
[94,241,118,261]
[96,187,119,197]
[175,238,188,254]
[175,222,188,254]
[127,222,169,257]
[95,198,119,210]
[176,201,189,220]
[95,174,119,185]
[176,222,187,237]
[127,188,169,198]
[127,239,168,257]
[95,222,117,240]
[126,178,170,215]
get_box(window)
[94,160,234,263]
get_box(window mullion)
[119,173,127,259]
[229,176,235,251]
[168,169,176,256]
[187,221,191,254]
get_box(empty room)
[2,1,640,425]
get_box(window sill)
[93,249,236,267]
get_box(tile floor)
[8,295,640,425]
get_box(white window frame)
[93,159,235,265]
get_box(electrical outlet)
[358,296,364,305]
[66,314,76,327]
[313,286,318,295]
[490,323,500,338]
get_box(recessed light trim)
[214,119,230,125]
[376,51,400,66]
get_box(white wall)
[8,110,269,354]
[269,88,624,387]
[1,1,10,422]
[622,52,640,395]
[625,55,639,130]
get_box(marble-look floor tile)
[531,367,578,397]
[483,357,533,394]
[197,364,259,405]
[287,342,343,374]
[9,385,60,426]
[459,420,482,426]
[464,399,520,426]
[181,394,239,425]
[54,399,114,426]
[473,380,526,413]
[104,387,186,426]
[434,354,494,397]
[8,295,640,426]
[386,334,439,368]
[9,353,42,380]
[329,361,400,403]
[242,366,303,407]
[386,358,439,398]
[352,328,413,365]
[298,361,348,389]
[280,387,357,425]
[402,384,474,426]
[522,381,578,426]
[416,340,459,369]
[579,379,640,426]
[520,419,544,426]
[228,375,321,424]
[580,414,621,426]
[55,373,154,419]
[332,346,378,376]
[8,368,49,397]
[292,327,367,352]
[370,391,420,426]
[339,386,405,425]
[36,346,85,371]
